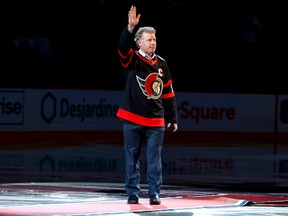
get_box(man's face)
[138,32,156,57]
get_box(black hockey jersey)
[116,26,178,127]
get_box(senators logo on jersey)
[136,73,163,99]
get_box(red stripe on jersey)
[116,108,165,127]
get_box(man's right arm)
[118,5,140,57]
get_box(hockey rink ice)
[0,182,287,216]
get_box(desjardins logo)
[41,91,119,124]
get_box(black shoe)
[149,195,161,205]
[127,195,139,204]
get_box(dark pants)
[123,120,165,197]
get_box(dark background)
[1,0,288,94]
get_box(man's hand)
[167,123,178,132]
[128,5,141,31]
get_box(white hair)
[134,26,156,48]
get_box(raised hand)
[128,5,141,30]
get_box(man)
[116,5,178,205]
